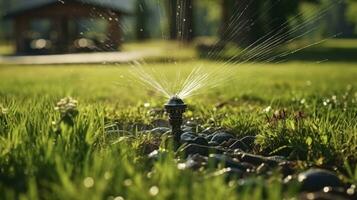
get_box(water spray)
[165,96,187,148]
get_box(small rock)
[179,144,224,157]
[239,135,256,148]
[205,133,215,141]
[208,154,252,172]
[229,140,249,151]
[180,132,208,146]
[201,127,216,135]
[298,169,344,192]
[182,125,194,133]
[208,141,219,146]
[210,132,235,144]
[234,152,281,166]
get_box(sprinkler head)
[165,96,187,148]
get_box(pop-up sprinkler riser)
[165,96,187,148]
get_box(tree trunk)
[136,0,150,40]
[166,0,178,40]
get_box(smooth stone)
[201,127,216,135]
[180,132,208,146]
[208,154,251,172]
[210,132,235,144]
[182,126,194,133]
[229,140,249,151]
[179,144,224,157]
[239,136,256,148]
[234,152,280,166]
[205,133,215,141]
[298,169,344,192]
[193,137,209,146]
[208,141,219,146]
[149,127,171,135]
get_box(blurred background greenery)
[0,0,357,57]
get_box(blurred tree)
[166,0,195,42]
[136,0,151,40]
[166,0,178,40]
[221,0,302,46]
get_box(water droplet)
[108,17,113,21]
[140,28,144,32]
[123,179,132,186]
[83,177,94,188]
[104,172,111,180]
[149,186,159,196]
[183,19,186,22]
[113,196,124,200]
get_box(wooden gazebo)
[4,0,133,55]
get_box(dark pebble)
[229,140,249,151]
[208,154,252,172]
[208,141,220,146]
[179,144,224,157]
[182,125,194,133]
[201,127,216,135]
[234,152,279,166]
[180,132,208,146]
[239,135,256,148]
[210,132,235,144]
[298,168,344,192]
[205,133,215,141]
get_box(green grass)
[1,61,357,199]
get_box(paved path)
[0,50,159,65]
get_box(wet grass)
[0,61,357,199]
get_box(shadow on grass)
[197,40,357,63]
[282,47,357,62]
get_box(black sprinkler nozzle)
[165,96,187,148]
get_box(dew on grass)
[104,172,112,180]
[123,179,132,187]
[113,196,124,200]
[83,177,94,188]
[149,186,159,196]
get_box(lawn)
[1,60,357,199]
